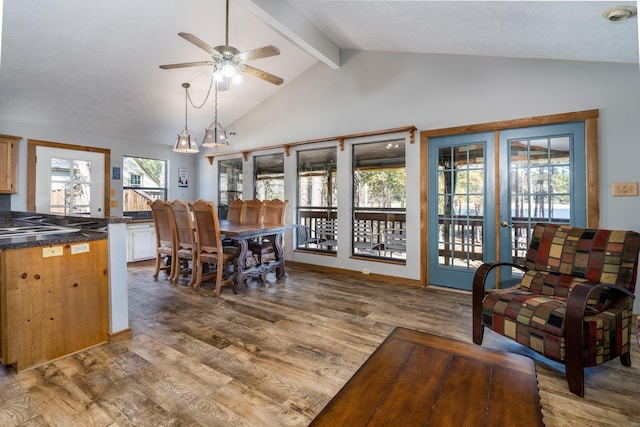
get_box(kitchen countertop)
[0,211,132,250]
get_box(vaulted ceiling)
[0,1,637,147]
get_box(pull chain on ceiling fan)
[159,0,283,87]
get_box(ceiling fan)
[159,0,283,87]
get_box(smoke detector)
[603,5,637,22]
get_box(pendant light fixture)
[173,82,199,154]
[202,79,229,148]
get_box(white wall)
[1,119,198,215]
[200,50,640,310]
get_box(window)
[122,156,167,220]
[352,139,406,260]
[218,158,243,219]
[129,174,141,187]
[296,147,337,252]
[254,154,284,200]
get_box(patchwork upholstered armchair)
[473,223,640,396]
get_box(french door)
[428,122,586,290]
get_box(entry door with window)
[35,146,105,217]
[428,122,586,290]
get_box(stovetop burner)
[0,225,78,238]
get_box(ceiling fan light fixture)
[603,5,637,22]
[222,62,236,78]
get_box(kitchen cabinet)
[127,222,156,261]
[0,239,109,370]
[0,135,20,194]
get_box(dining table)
[219,220,297,292]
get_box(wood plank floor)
[1,261,639,426]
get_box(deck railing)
[297,207,406,258]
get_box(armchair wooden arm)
[565,282,635,397]
[472,262,528,345]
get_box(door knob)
[500,221,513,228]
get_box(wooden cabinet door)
[0,136,20,194]
[127,223,156,261]
[60,239,109,352]
[1,245,64,367]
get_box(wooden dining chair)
[249,199,288,264]
[221,198,246,247]
[148,199,177,280]
[169,199,197,286]
[189,199,238,295]
[236,199,265,279]
[226,198,246,224]
[243,199,265,226]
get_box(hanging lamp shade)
[201,79,230,149]
[202,121,229,148]
[174,128,199,153]
[173,83,200,154]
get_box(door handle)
[500,221,513,228]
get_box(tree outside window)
[296,147,337,252]
[353,140,406,260]
[254,154,284,201]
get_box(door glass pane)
[50,158,70,214]
[72,160,91,215]
[437,144,485,269]
[509,135,571,264]
[49,157,92,215]
[218,158,243,219]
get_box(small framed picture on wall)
[178,167,188,187]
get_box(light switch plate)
[43,246,63,257]
[71,243,90,254]
[612,182,638,197]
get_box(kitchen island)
[0,211,131,370]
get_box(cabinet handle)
[73,283,79,288]
[21,273,27,279]
[34,274,40,280]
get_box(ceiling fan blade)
[237,45,280,62]
[178,32,220,57]
[241,64,284,86]
[159,61,214,70]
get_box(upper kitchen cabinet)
[0,135,20,194]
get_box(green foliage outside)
[355,169,406,208]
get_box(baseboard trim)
[286,260,421,287]
[108,327,132,344]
